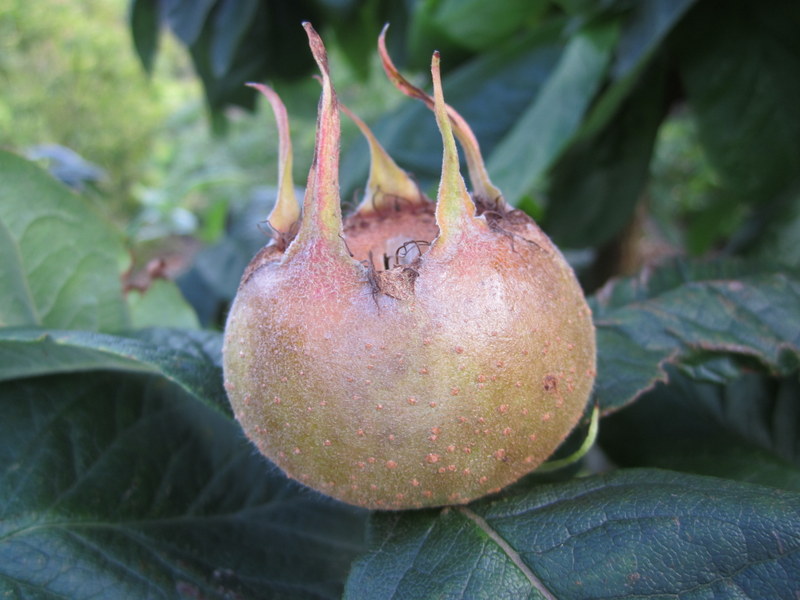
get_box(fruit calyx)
[378,24,505,213]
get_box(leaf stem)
[536,404,600,474]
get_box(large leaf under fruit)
[345,469,800,599]
[0,372,366,599]
[591,260,800,414]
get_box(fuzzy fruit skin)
[223,210,595,510]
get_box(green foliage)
[0,151,130,332]
[1,0,800,597]
[0,0,168,218]
[592,259,800,414]
[0,327,227,415]
[601,370,800,491]
[1,372,366,598]
[345,470,800,599]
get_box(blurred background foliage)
[2,0,799,325]
[0,0,169,220]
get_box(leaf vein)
[458,506,556,600]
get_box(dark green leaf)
[345,469,800,599]
[749,183,800,268]
[675,0,800,201]
[186,1,319,126]
[210,0,259,78]
[421,0,548,53]
[612,0,696,78]
[550,0,622,17]
[0,372,367,599]
[129,0,160,73]
[568,0,695,143]
[188,11,263,131]
[327,0,383,81]
[405,0,473,71]
[601,370,800,491]
[591,259,800,414]
[315,0,362,15]
[0,150,129,332]
[165,0,217,46]
[0,327,229,415]
[544,59,666,248]
[487,20,619,204]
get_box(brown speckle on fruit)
[221,24,596,510]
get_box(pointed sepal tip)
[246,82,300,241]
[431,51,475,243]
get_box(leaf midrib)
[458,506,556,600]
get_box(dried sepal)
[288,22,349,258]
[246,83,300,247]
[378,24,504,209]
[340,102,427,214]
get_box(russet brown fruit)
[222,24,596,510]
